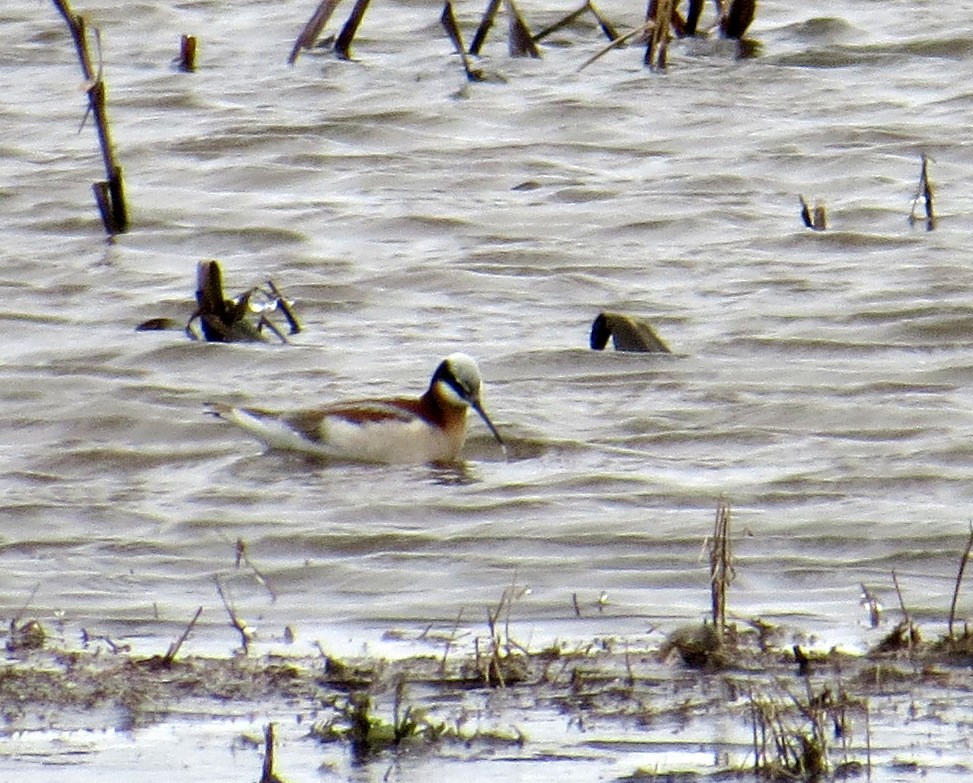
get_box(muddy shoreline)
[3,612,972,781]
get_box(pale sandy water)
[3,0,973,779]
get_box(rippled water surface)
[4,0,973,778]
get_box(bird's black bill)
[472,401,505,450]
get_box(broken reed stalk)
[947,524,973,640]
[531,2,590,43]
[52,0,129,235]
[266,280,303,335]
[162,606,203,665]
[587,1,620,41]
[890,569,911,625]
[531,0,621,47]
[799,194,827,230]
[470,0,502,56]
[644,0,673,70]
[505,0,541,58]
[178,34,197,72]
[335,0,372,59]
[214,576,251,655]
[682,0,704,35]
[440,0,485,81]
[577,21,652,71]
[288,0,343,64]
[235,538,277,602]
[259,723,285,783]
[719,0,756,39]
[709,500,732,639]
[909,153,936,231]
[439,608,465,674]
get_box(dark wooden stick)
[288,0,343,64]
[214,576,251,655]
[440,1,486,81]
[470,0,502,56]
[643,0,673,70]
[532,3,588,43]
[335,0,372,59]
[52,0,129,234]
[178,34,197,72]
[52,0,95,79]
[587,1,619,41]
[162,606,203,665]
[259,723,285,783]
[505,0,540,57]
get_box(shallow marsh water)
[3,0,973,779]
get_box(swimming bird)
[208,353,504,464]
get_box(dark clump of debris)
[137,259,302,343]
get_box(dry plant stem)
[439,608,464,674]
[178,34,197,72]
[577,21,652,71]
[719,0,756,39]
[235,539,277,602]
[52,0,94,79]
[266,280,303,334]
[470,0,502,55]
[214,576,251,655]
[891,569,911,625]
[52,0,129,234]
[440,1,484,81]
[506,0,541,60]
[288,0,343,63]
[163,606,203,665]
[11,583,41,628]
[910,153,936,231]
[643,0,673,69]
[335,0,372,59]
[587,2,620,40]
[947,525,973,639]
[532,3,589,43]
[710,501,731,639]
[259,723,285,783]
[799,194,827,230]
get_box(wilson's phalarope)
[208,353,504,464]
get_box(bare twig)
[709,500,732,639]
[214,576,252,654]
[235,538,277,603]
[578,20,652,71]
[52,0,129,234]
[909,153,936,231]
[440,1,485,82]
[470,0,502,56]
[643,0,673,70]
[505,0,540,57]
[162,606,203,665]
[947,524,973,639]
[890,570,910,625]
[334,0,372,59]
[532,2,589,43]
[288,0,343,64]
[439,608,465,674]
